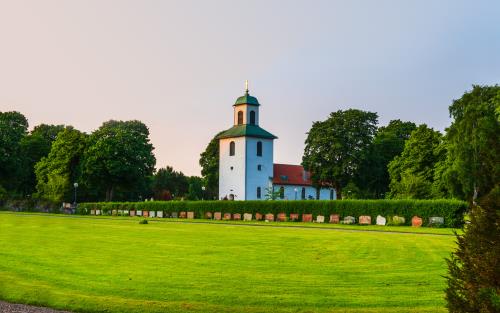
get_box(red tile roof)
[273,164,312,186]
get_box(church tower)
[217,82,277,200]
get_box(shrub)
[138,219,148,224]
[78,199,468,227]
[445,187,500,312]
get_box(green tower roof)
[216,124,277,140]
[234,91,260,106]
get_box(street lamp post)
[73,182,79,206]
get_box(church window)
[257,141,262,156]
[229,141,235,156]
[301,187,306,200]
[279,186,284,199]
[230,166,233,170]
[257,187,261,199]
[316,188,320,200]
[237,111,243,125]
[257,164,262,171]
[250,110,256,124]
[330,189,334,200]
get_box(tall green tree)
[441,85,500,202]
[387,124,445,199]
[0,111,28,193]
[199,131,223,200]
[152,166,189,200]
[34,127,88,202]
[18,124,65,196]
[302,109,378,198]
[82,120,156,201]
[356,120,416,198]
[186,176,203,200]
[445,186,500,313]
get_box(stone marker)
[164,212,171,218]
[391,215,405,225]
[205,212,213,219]
[243,213,252,221]
[143,210,149,218]
[214,212,222,220]
[91,209,95,215]
[233,213,241,220]
[171,212,178,218]
[179,211,187,218]
[130,210,136,217]
[290,213,299,221]
[376,215,386,226]
[118,210,123,215]
[255,213,263,221]
[329,214,340,224]
[112,209,117,216]
[277,213,286,222]
[302,214,313,222]
[223,213,231,220]
[96,209,101,215]
[157,211,163,218]
[149,211,156,218]
[136,210,142,216]
[265,213,274,222]
[123,210,129,216]
[359,215,371,225]
[343,216,355,224]
[429,216,444,227]
[187,211,194,219]
[316,215,325,223]
[411,216,423,227]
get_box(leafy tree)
[152,166,189,199]
[34,127,88,202]
[445,186,500,312]
[0,111,28,193]
[356,120,416,198]
[18,124,65,196]
[199,131,224,200]
[441,85,500,202]
[388,124,445,199]
[82,120,155,201]
[302,109,378,198]
[186,176,203,200]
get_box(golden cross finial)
[245,80,249,93]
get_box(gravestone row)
[87,209,445,227]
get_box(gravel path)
[0,301,71,313]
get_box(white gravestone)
[137,210,142,216]
[157,211,163,218]
[149,211,156,218]
[243,213,252,221]
[316,215,325,223]
[376,215,386,226]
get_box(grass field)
[0,212,456,313]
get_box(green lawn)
[0,212,456,313]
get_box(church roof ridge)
[216,124,277,140]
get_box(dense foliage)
[199,131,223,200]
[79,199,467,228]
[302,109,378,198]
[445,186,500,312]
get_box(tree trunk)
[105,186,114,202]
[335,182,342,200]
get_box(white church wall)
[245,137,273,200]
[219,137,246,200]
[273,185,337,200]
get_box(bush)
[445,187,500,312]
[138,219,148,224]
[78,199,468,228]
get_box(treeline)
[0,117,206,205]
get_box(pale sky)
[1,0,499,176]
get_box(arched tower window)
[229,141,235,156]
[301,187,306,200]
[250,111,256,125]
[256,141,262,156]
[279,186,284,199]
[237,111,243,125]
[257,187,261,199]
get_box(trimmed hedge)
[78,199,468,228]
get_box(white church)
[217,84,337,201]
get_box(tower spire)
[245,80,249,94]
